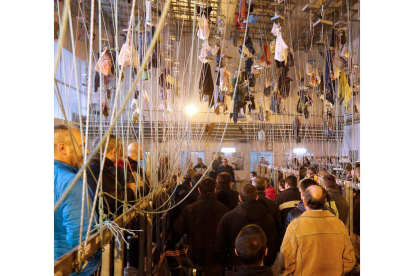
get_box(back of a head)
[198,177,216,194]
[252,177,266,191]
[285,175,298,188]
[93,134,119,153]
[323,174,338,190]
[127,142,141,160]
[345,162,353,172]
[235,224,267,266]
[240,184,258,202]
[277,170,283,181]
[191,173,203,187]
[300,178,318,192]
[251,171,257,177]
[54,125,70,150]
[299,167,307,180]
[217,172,231,188]
[183,168,196,179]
[304,185,326,210]
[279,179,285,189]
[308,166,317,175]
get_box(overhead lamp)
[185,104,198,116]
[221,147,236,153]
[293,147,307,154]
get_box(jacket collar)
[301,210,336,218]
[54,160,77,173]
[284,186,300,192]
[197,194,218,201]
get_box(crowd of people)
[54,125,360,276]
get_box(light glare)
[221,147,236,153]
[185,104,197,116]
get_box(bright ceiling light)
[293,147,307,154]
[185,104,197,116]
[221,147,236,153]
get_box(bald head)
[304,185,326,210]
[128,142,143,161]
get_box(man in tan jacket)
[279,185,355,276]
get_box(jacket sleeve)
[279,221,298,276]
[272,202,283,232]
[61,177,92,248]
[214,215,229,265]
[230,168,235,183]
[342,234,356,273]
[263,215,278,267]
[284,211,293,235]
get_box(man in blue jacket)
[54,125,101,275]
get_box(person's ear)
[265,247,268,256]
[238,195,242,202]
[57,143,68,155]
[235,248,239,257]
[190,182,193,188]
[256,196,259,200]
[198,187,201,194]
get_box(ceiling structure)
[74,0,359,49]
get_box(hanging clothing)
[274,28,288,62]
[199,63,214,108]
[198,41,212,63]
[220,68,232,93]
[197,14,210,40]
[324,47,335,105]
[239,0,247,21]
[339,71,352,113]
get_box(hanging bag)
[119,39,139,68]
[94,48,113,76]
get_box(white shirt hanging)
[274,28,288,62]
[197,14,210,40]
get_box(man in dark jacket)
[226,225,273,276]
[217,158,236,183]
[274,175,301,223]
[86,135,135,218]
[215,184,278,270]
[168,178,229,275]
[252,177,283,235]
[115,142,150,198]
[322,174,349,225]
[215,172,240,211]
[194,158,208,174]
[169,172,202,230]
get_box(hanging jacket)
[215,200,278,269]
[54,160,101,276]
[199,63,214,107]
[324,47,335,105]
